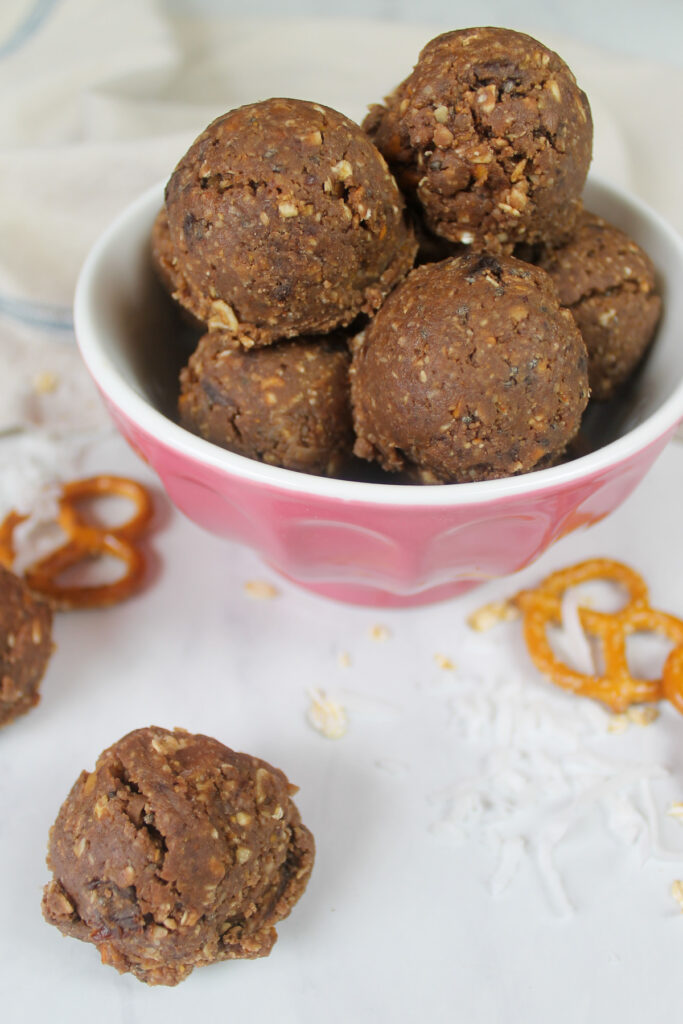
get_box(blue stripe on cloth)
[0,293,74,333]
[0,0,61,60]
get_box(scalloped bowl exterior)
[74,178,683,606]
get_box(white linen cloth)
[0,0,681,490]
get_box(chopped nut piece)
[337,651,351,669]
[466,600,519,632]
[208,299,239,332]
[244,580,279,601]
[433,105,449,123]
[598,308,617,327]
[369,624,391,642]
[331,159,353,180]
[434,653,455,671]
[307,688,347,739]
[433,124,454,148]
[546,79,562,102]
[278,201,299,218]
[302,130,322,146]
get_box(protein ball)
[165,98,417,347]
[364,27,592,254]
[179,331,354,476]
[351,253,589,483]
[0,565,53,728]
[537,211,662,400]
[42,726,315,987]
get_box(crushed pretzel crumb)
[627,706,659,727]
[33,371,59,394]
[672,880,683,911]
[467,600,519,632]
[434,653,455,671]
[608,706,659,734]
[307,688,347,739]
[244,580,279,600]
[369,624,391,642]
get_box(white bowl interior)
[75,175,683,503]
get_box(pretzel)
[0,511,27,570]
[515,559,683,714]
[0,475,153,610]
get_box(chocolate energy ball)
[0,565,53,728]
[351,253,589,483]
[151,206,183,300]
[150,208,206,332]
[165,98,417,347]
[42,726,315,987]
[537,211,662,400]
[179,331,354,476]
[364,27,593,254]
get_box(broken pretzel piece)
[0,475,154,610]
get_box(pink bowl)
[74,177,683,606]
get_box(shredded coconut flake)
[430,668,679,916]
[466,600,519,632]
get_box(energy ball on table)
[351,253,589,483]
[365,28,592,254]
[42,726,315,987]
[537,211,662,400]
[179,331,354,476]
[165,98,417,347]
[0,565,53,728]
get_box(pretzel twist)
[515,559,683,714]
[0,475,153,610]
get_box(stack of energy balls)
[153,27,661,485]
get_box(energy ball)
[179,331,354,476]
[351,253,589,483]
[150,207,204,329]
[537,211,661,399]
[150,206,184,302]
[165,98,417,347]
[364,27,593,254]
[0,565,53,728]
[42,726,315,987]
